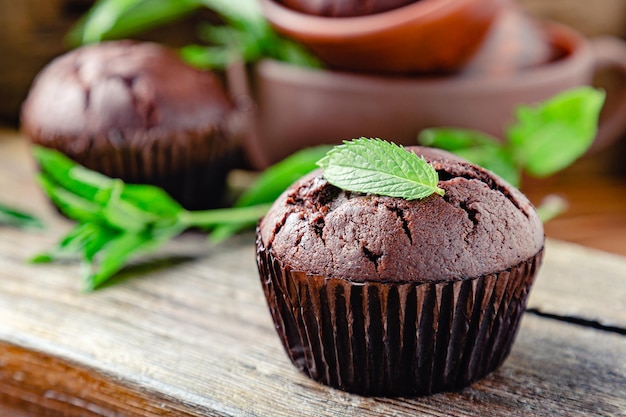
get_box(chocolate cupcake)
[21,40,237,210]
[256,146,544,396]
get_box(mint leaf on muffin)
[317,138,445,200]
[419,87,606,187]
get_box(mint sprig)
[68,0,321,70]
[31,145,326,290]
[317,138,445,200]
[419,87,606,187]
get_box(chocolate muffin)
[21,40,237,210]
[278,0,418,17]
[256,146,544,396]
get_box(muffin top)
[259,146,544,283]
[21,40,232,149]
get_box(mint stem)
[179,203,272,229]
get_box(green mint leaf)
[180,45,232,70]
[419,128,520,186]
[121,183,183,217]
[85,231,156,291]
[31,223,103,263]
[507,86,606,177]
[199,0,264,28]
[68,0,201,45]
[34,146,109,202]
[37,175,101,223]
[181,24,258,69]
[100,180,157,233]
[261,31,323,69]
[80,0,142,43]
[456,146,521,187]
[317,138,444,200]
[419,88,605,188]
[419,127,502,151]
[0,203,44,230]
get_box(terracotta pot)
[241,21,626,169]
[260,0,507,74]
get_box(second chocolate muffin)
[256,146,544,396]
[21,40,237,210]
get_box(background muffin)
[21,40,237,210]
[256,145,544,396]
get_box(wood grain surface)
[1,132,625,416]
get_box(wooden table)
[1,131,625,416]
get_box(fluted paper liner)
[257,234,544,396]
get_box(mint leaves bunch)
[69,0,321,70]
[31,145,329,290]
[419,87,606,187]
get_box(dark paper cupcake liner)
[257,232,544,396]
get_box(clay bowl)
[242,20,626,169]
[461,7,556,76]
[260,0,507,74]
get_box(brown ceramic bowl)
[242,20,626,169]
[460,7,556,76]
[260,0,507,74]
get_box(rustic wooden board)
[0,313,624,417]
[531,239,626,330]
[1,234,625,417]
[1,133,625,416]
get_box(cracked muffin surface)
[258,146,544,283]
[21,40,232,142]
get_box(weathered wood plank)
[1,132,625,416]
[1,310,624,417]
[529,239,626,330]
